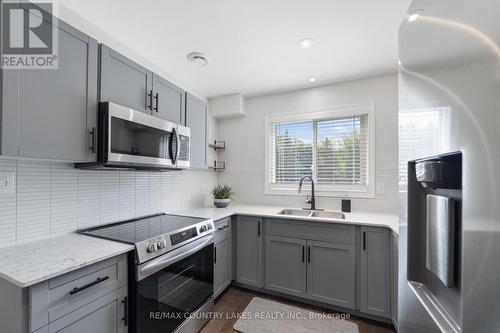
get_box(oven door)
[134,236,214,333]
[103,102,178,168]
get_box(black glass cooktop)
[78,213,207,244]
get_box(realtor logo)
[1,1,58,69]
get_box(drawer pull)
[69,276,109,295]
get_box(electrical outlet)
[0,172,15,194]
[201,184,206,194]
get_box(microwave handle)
[169,128,179,164]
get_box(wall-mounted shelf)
[208,161,226,171]
[208,140,226,171]
[208,140,226,150]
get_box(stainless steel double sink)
[278,208,345,219]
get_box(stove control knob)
[146,243,158,253]
[157,239,167,249]
[200,225,207,233]
[207,224,213,230]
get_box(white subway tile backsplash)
[100,170,120,224]
[16,161,51,243]
[135,172,149,217]
[119,171,136,220]
[77,170,100,228]
[50,164,78,235]
[0,160,17,246]
[149,173,161,215]
[0,159,216,248]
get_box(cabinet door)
[185,93,207,169]
[235,216,263,288]
[265,236,306,298]
[3,13,98,162]
[152,74,184,123]
[391,232,399,327]
[306,240,356,309]
[360,226,391,318]
[47,286,127,333]
[100,44,152,114]
[214,235,231,298]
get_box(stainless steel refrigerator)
[398,0,500,332]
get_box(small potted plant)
[212,184,234,208]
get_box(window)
[265,104,374,197]
[398,106,450,186]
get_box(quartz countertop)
[0,234,134,288]
[174,203,399,235]
[0,203,398,288]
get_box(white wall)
[217,74,399,212]
[0,159,217,248]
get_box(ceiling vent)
[187,52,208,66]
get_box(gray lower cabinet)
[307,240,356,309]
[360,226,391,318]
[152,74,185,123]
[265,236,306,298]
[1,11,98,162]
[185,93,207,169]
[35,286,127,333]
[264,219,356,309]
[235,216,263,288]
[214,218,232,298]
[391,232,399,328]
[0,254,129,333]
[99,44,153,113]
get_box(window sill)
[265,187,375,199]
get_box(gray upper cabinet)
[99,44,152,114]
[360,226,391,318]
[235,216,263,288]
[2,11,98,162]
[265,235,306,298]
[185,93,207,169]
[152,74,185,123]
[307,240,356,309]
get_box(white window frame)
[264,103,375,198]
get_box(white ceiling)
[57,0,410,98]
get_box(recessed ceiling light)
[299,38,315,49]
[187,52,208,66]
[408,9,423,22]
[309,77,316,83]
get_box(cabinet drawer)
[30,254,127,331]
[34,285,127,333]
[267,218,355,244]
[214,217,231,241]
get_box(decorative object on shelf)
[208,140,226,171]
[208,140,226,150]
[208,161,226,171]
[212,184,234,208]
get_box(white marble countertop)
[174,203,400,235]
[0,234,134,288]
[0,203,398,288]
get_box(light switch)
[0,171,15,194]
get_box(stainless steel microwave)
[75,102,190,170]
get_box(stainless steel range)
[79,213,215,333]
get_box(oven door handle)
[137,235,213,281]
